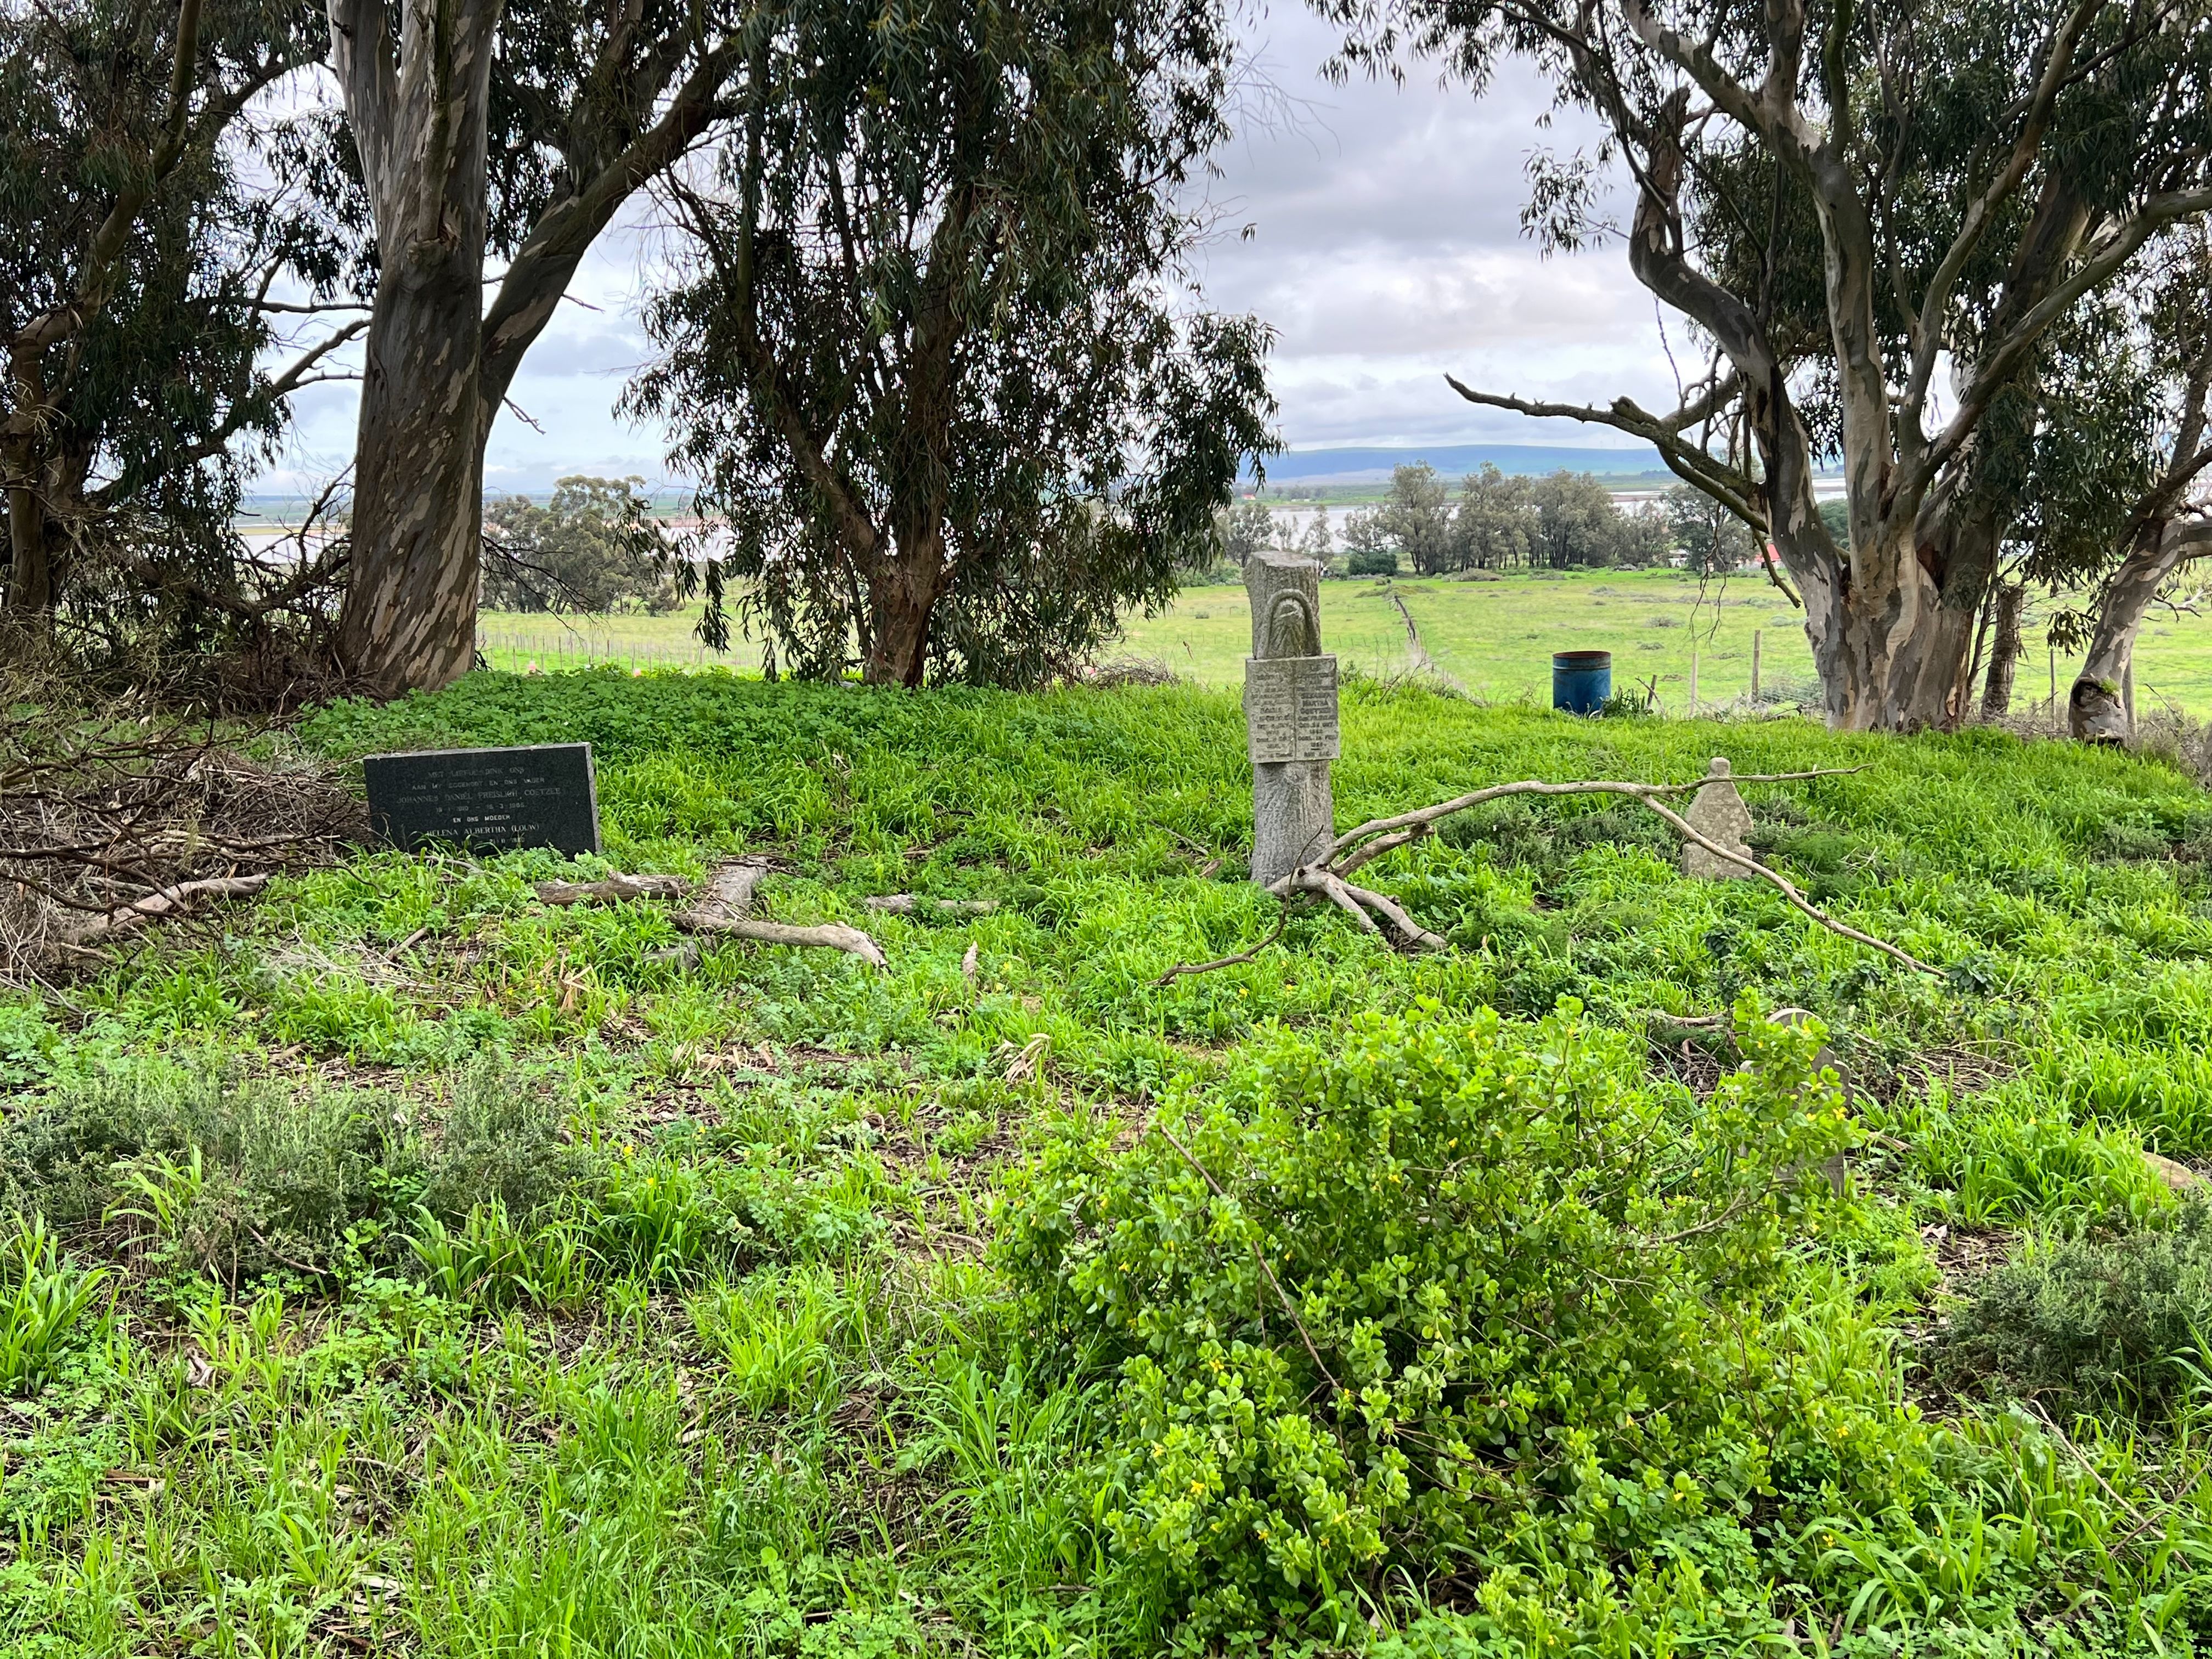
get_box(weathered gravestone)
[364,742,601,856]
[1682,755,1757,879]
[1244,548,1338,885]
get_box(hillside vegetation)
[9,672,2212,1655]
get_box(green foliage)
[1666,483,1759,574]
[0,0,347,650]
[997,998,1855,1637]
[1940,1202,2212,1415]
[481,476,679,616]
[417,1054,588,1221]
[626,0,1274,686]
[18,674,2212,1652]
[0,1215,108,1394]
[1345,546,1399,577]
[407,1201,592,1312]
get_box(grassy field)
[484,567,2212,719]
[15,672,2212,1653]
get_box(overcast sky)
[268,3,1675,496]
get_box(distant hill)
[1245,443,1668,489]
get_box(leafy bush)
[996,998,1855,1641]
[1345,548,1398,577]
[1938,1201,2212,1414]
[8,1065,414,1284]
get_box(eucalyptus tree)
[1379,0,2212,729]
[325,0,752,697]
[0,0,340,631]
[2057,229,2212,741]
[1376,463,1455,573]
[627,0,1275,687]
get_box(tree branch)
[1900,0,2101,437]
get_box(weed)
[0,1214,110,1393]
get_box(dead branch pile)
[0,674,364,987]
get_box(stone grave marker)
[364,742,601,856]
[1244,548,1338,885]
[1681,755,1757,879]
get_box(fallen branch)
[524,858,889,969]
[675,859,887,969]
[1161,761,1932,979]
[1633,793,1937,976]
[670,910,889,969]
[66,874,272,944]
[1325,768,1865,872]
[1154,900,1291,985]
[862,894,998,916]
[535,873,687,905]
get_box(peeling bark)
[327,0,743,696]
[2072,519,2212,742]
[1980,583,2025,719]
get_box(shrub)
[419,1057,588,1221]
[1346,548,1398,577]
[1938,1201,2212,1414]
[10,1065,415,1284]
[995,998,1855,1642]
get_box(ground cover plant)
[10,668,2212,1652]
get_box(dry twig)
[1154,900,1292,986]
[536,873,688,905]
[862,894,998,916]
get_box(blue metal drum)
[1551,650,1613,714]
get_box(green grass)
[10,670,2212,1652]
[492,566,2212,718]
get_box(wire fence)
[475,627,722,674]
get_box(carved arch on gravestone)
[1266,593,1321,659]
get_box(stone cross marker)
[1244,549,1338,885]
[1681,755,1756,879]
[364,742,601,856]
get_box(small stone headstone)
[364,742,601,856]
[1682,755,1756,879]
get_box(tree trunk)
[2071,518,2209,742]
[334,251,488,697]
[327,0,500,699]
[1805,499,1999,731]
[1980,582,2025,718]
[3,481,52,614]
[862,527,943,687]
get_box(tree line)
[1218,464,1760,576]
[2,0,2209,734]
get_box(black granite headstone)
[363,742,600,856]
